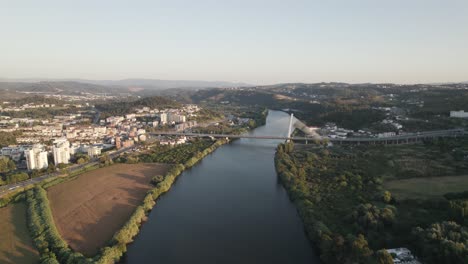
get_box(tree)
[57,163,68,169]
[151,175,164,185]
[0,131,18,147]
[351,234,373,262]
[382,191,392,203]
[412,221,468,264]
[126,156,138,164]
[30,169,41,178]
[47,163,56,173]
[6,172,29,184]
[376,249,394,264]
[99,154,113,165]
[74,154,90,164]
[0,156,16,173]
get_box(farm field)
[0,203,39,264]
[47,163,171,256]
[384,175,468,200]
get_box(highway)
[0,146,133,198]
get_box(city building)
[115,136,122,149]
[122,139,134,148]
[159,113,168,125]
[53,138,71,165]
[377,132,397,138]
[69,144,80,155]
[24,144,48,170]
[450,110,468,118]
[87,146,102,158]
[168,113,186,123]
[139,134,147,142]
[386,248,421,264]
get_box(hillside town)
[0,102,203,174]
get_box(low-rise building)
[122,139,134,148]
[450,110,468,118]
[378,132,397,138]
[87,146,101,158]
[386,248,421,264]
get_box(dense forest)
[275,140,468,264]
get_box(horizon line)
[0,77,466,87]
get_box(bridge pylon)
[287,113,294,141]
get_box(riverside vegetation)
[0,108,268,264]
[275,139,468,264]
[22,139,227,264]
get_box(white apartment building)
[168,113,186,123]
[25,144,48,170]
[450,110,468,118]
[53,138,70,165]
[159,113,168,124]
[69,144,80,155]
[87,146,101,158]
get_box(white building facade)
[159,113,168,125]
[53,138,70,165]
[25,144,48,170]
[87,146,101,158]
[450,110,468,118]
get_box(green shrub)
[26,186,92,263]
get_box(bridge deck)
[149,128,465,143]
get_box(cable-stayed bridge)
[149,114,465,145]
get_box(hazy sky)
[1,0,467,84]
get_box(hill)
[0,81,130,97]
[0,78,250,91]
[95,96,181,117]
[79,78,250,89]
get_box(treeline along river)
[123,110,320,264]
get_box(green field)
[384,175,468,200]
[0,203,39,264]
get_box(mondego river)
[123,110,320,264]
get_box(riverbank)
[274,142,381,263]
[2,109,269,264]
[24,139,228,264]
[275,140,468,264]
[123,110,319,264]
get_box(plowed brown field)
[47,163,171,256]
[0,203,39,264]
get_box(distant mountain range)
[0,78,251,90]
[0,81,126,96]
[1,78,466,100]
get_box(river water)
[123,110,320,264]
